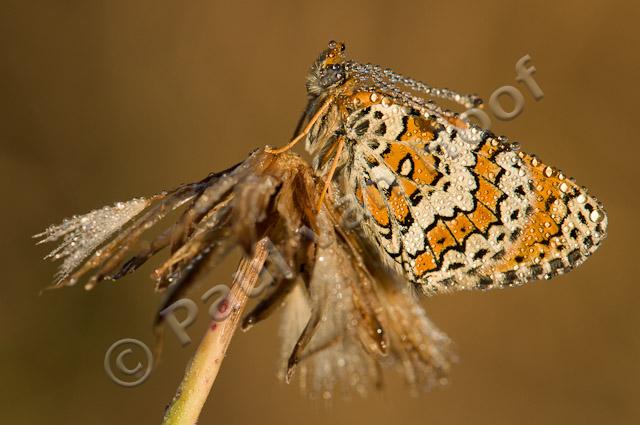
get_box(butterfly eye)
[319,63,345,88]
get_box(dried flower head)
[37,148,452,398]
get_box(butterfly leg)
[285,306,322,383]
[315,136,345,212]
[241,276,296,331]
[296,334,342,362]
[266,94,335,154]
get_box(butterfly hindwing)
[341,93,607,293]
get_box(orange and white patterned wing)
[342,93,607,293]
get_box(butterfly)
[269,40,608,294]
[36,41,610,399]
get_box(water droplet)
[589,210,603,223]
[559,182,568,192]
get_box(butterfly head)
[306,40,348,96]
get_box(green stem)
[162,239,269,425]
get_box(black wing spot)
[373,110,383,119]
[530,264,543,278]
[509,228,521,242]
[473,248,489,260]
[577,212,587,225]
[375,122,387,136]
[569,228,579,239]
[352,107,371,122]
[409,191,423,206]
[514,185,526,197]
[549,258,564,273]
[492,249,505,260]
[478,276,493,288]
[514,255,524,263]
[545,195,557,212]
[502,270,518,286]
[567,249,581,266]
[386,249,402,259]
[355,120,370,136]
[583,235,594,249]
[398,154,415,177]
[448,263,465,271]
[397,115,410,140]
[398,212,414,228]
[494,168,506,186]
[439,278,455,287]
[510,209,520,220]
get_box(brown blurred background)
[1,1,638,424]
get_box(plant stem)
[162,239,269,425]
